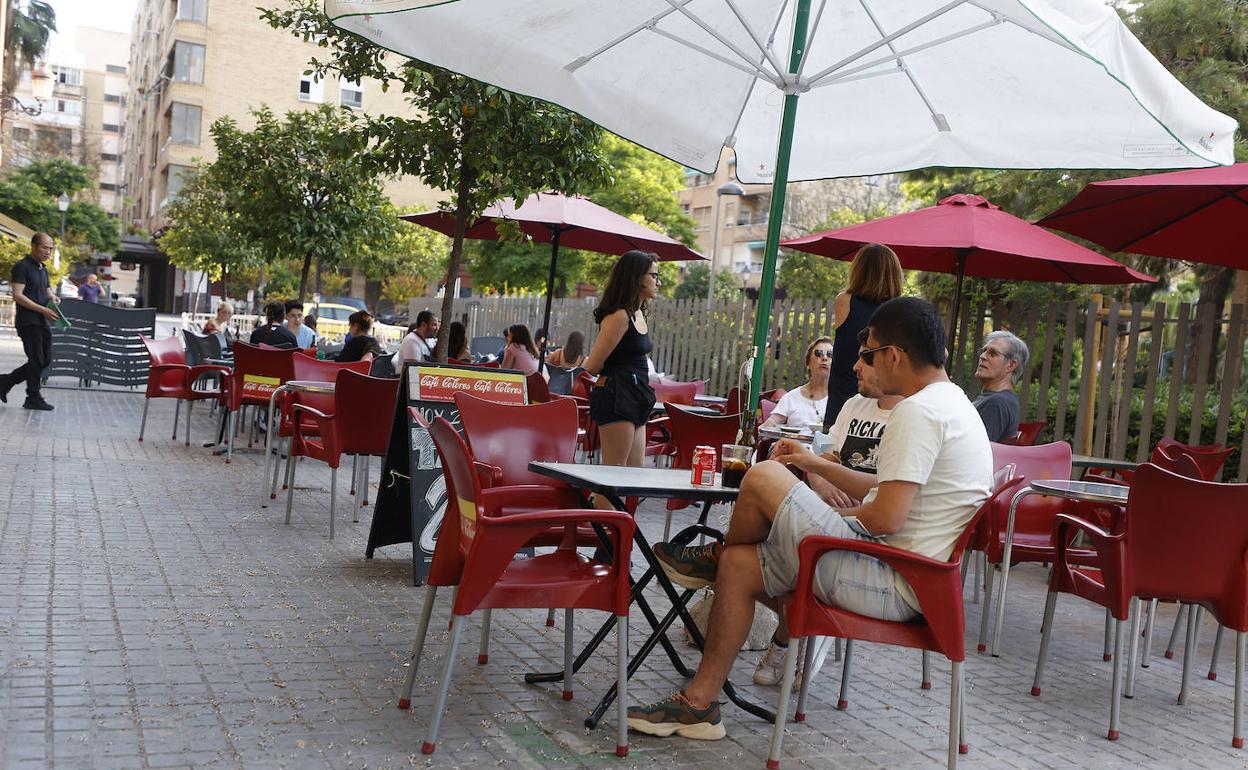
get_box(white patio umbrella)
[327,0,1235,413]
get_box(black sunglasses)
[810,349,831,360]
[858,344,903,366]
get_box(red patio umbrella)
[1036,163,1248,269]
[402,192,703,364]
[781,194,1155,350]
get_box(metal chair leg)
[977,564,996,653]
[1234,632,1244,749]
[949,660,964,768]
[226,409,236,463]
[477,609,492,664]
[1103,608,1114,662]
[1126,598,1142,699]
[283,450,297,525]
[268,437,286,502]
[361,455,371,506]
[766,636,802,770]
[546,608,556,627]
[1031,591,1058,696]
[837,640,854,710]
[1108,618,1124,740]
[421,614,465,755]
[172,399,181,440]
[1210,625,1225,681]
[185,400,193,446]
[1166,603,1188,659]
[922,650,932,690]
[990,555,1015,657]
[959,660,967,756]
[1141,598,1157,668]
[616,615,629,758]
[794,637,816,721]
[1179,605,1201,705]
[563,608,574,700]
[972,551,982,605]
[351,454,358,496]
[834,637,842,662]
[138,397,150,441]
[398,585,438,709]
[329,466,337,540]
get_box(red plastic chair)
[138,335,229,446]
[219,341,298,463]
[1033,463,1248,745]
[397,415,635,757]
[1156,441,1234,481]
[760,398,779,423]
[655,377,707,396]
[767,469,1025,770]
[653,380,697,406]
[1003,421,1045,446]
[526,371,551,403]
[283,369,398,537]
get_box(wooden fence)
[463,294,1248,481]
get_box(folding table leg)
[138,397,150,441]
[765,639,801,770]
[563,609,574,701]
[1166,604,1188,659]
[1031,591,1058,696]
[1108,618,1124,740]
[1126,598,1142,699]
[398,585,438,709]
[1141,598,1157,668]
[616,615,629,758]
[422,614,465,755]
[1210,625,1225,681]
[478,609,492,664]
[837,640,854,710]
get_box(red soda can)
[690,445,716,486]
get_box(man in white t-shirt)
[629,297,993,740]
[393,310,440,370]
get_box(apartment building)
[123,0,439,234]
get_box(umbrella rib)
[812,17,1002,88]
[564,0,694,72]
[649,26,773,82]
[724,0,792,147]
[855,0,944,125]
[661,0,784,83]
[1113,191,1236,254]
[803,0,968,86]
[722,0,788,81]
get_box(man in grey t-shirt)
[972,330,1028,443]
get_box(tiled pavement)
[1,338,1246,769]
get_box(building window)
[54,99,81,116]
[104,93,123,103]
[36,127,72,153]
[101,152,119,161]
[100,182,118,191]
[298,76,324,103]
[102,123,121,133]
[339,79,363,109]
[12,127,30,142]
[106,64,127,74]
[164,164,193,205]
[176,0,208,22]
[168,102,201,145]
[168,41,205,84]
[53,66,82,86]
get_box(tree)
[208,105,399,300]
[347,207,451,308]
[778,251,847,301]
[263,1,609,358]
[0,160,119,253]
[159,165,261,300]
[3,0,55,97]
[674,263,741,300]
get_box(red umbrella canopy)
[1037,163,1248,269]
[401,191,703,262]
[782,194,1154,285]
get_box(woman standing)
[761,336,832,429]
[501,324,541,376]
[822,243,903,429]
[585,251,660,468]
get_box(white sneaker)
[753,637,834,686]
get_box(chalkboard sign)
[365,362,528,584]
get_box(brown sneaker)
[627,691,726,740]
[653,541,722,590]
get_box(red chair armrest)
[480,485,580,513]
[150,363,190,375]
[188,364,231,379]
[474,461,504,488]
[291,403,341,457]
[1051,513,1128,615]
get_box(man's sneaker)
[22,398,53,411]
[653,542,722,590]
[753,637,833,686]
[626,692,726,740]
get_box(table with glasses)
[987,478,1131,656]
[261,380,335,507]
[525,462,775,728]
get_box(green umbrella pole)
[747,0,810,413]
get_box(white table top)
[528,461,741,502]
[1028,478,1130,504]
[286,379,335,393]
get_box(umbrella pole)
[747,0,811,413]
[538,229,561,374]
[947,250,968,371]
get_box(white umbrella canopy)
[327,0,1235,408]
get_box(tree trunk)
[298,254,313,301]
[436,158,476,363]
[1185,265,1235,385]
[315,258,323,297]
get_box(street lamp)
[1,64,54,116]
[707,181,745,305]
[56,193,69,271]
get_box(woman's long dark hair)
[508,324,539,358]
[593,250,657,324]
[447,321,468,359]
[561,330,585,363]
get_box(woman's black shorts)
[589,370,656,427]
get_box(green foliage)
[778,250,847,301]
[4,0,56,94]
[10,159,92,197]
[208,104,399,299]
[0,236,27,279]
[159,165,261,290]
[0,160,118,253]
[673,263,741,300]
[347,207,450,305]
[591,134,699,247]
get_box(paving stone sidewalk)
[0,359,1244,769]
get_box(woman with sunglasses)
[585,251,662,471]
[823,242,904,429]
[762,336,832,429]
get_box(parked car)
[308,302,403,347]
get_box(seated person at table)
[283,300,317,349]
[972,330,1028,443]
[501,323,541,376]
[546,330,585,369]
[249,301,299,348]
[446,320,470,361]
[629,297,993,740]
[394,310,440,367]
[202,301,233,337]
[760,336,832,430]
[336,311,385,364]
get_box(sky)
[45,0,139,59]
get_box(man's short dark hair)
[284,300,304,315]
[349,310,373,332]
[857,327,869,346]
[868,297,946,369]
[416,310,435,328]
[264,301,285,323]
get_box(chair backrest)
[229,341,297,405]
[292,354,370,383]
[653,380,697,406]
[526,372,551,403]
[989,441,1074,538]
[428,415,484,556]
[1126,463,1248,630]
[1154,441,1234,481]
[335,370,401,456]
[573,370,595,399]
[181,329,211,366]
[141,335,186,367]
[760,398,778,422]
[470,335,506,358]
[1011,421,1045,446]
[454,393,578,486]
[663,404,742,470]
[724,386,744,417]
[658,377,707,396]
[546,366,578,396]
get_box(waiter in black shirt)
[1,233,59,411]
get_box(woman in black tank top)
[585,250,660,469]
